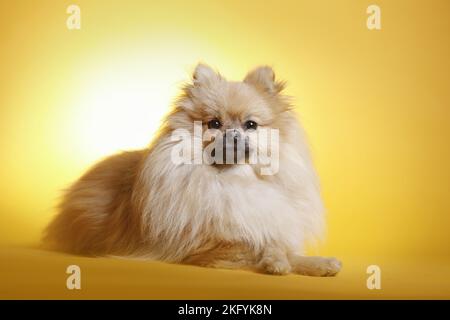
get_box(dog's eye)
[244,120,258,130]
[207,119,222,129]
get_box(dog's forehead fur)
[190,80,274,125]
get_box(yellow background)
[1,0,449,299]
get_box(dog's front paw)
[292,256,342,277]
[318,257,342,276]
[260,257,292,275]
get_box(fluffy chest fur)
[135,137,318,261]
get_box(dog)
[44,63,341,276]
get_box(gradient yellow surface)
[1,0,449,299]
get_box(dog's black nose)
[224,129,242,144]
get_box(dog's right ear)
[192,63,222,86]
[177,64,221,114]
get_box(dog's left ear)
[244,66,285,95]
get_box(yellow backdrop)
[1,0,449,299]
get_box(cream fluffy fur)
[44,64,341,276]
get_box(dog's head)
[169,63,291,169]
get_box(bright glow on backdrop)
[0,0,449,263]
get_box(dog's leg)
[288,254,342,277]
[181,242,341,277]
[181,242,294,275]
[257,245,291,275]
[181,242,258,271]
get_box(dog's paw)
[260,258,292,275]
[292,256,342,277]
[318,257,342,276]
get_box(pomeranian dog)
[44,64,341,276]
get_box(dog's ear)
[244,66,285,94]
[192,63,221,86]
